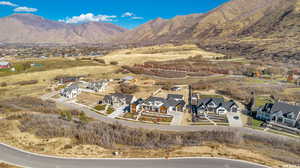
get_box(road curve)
[0,143,269,168]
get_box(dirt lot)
[101,44,224,65]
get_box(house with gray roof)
[196,98,239,115]
[256,102,300,128]
[87,80,108,92]
[103,93,136,109]
[60,83,81,99]
[140,94,186,114]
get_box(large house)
[87,80,108,92]
[103,93,136,109]
[196,98,239,115]
[0,61,10,69]
[256,102,300,128]
[60,84,81,98]
[138,94,186,114]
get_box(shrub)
[0,82,7,87]
[95,105,106,111]
[94,59,106,64]
[15,80,38,86]
[79,112,89,124]
[118,84,139,94]
[110,61,119,65]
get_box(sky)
[0,0,230,29]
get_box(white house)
[60,84,81,99]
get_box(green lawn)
[255,96,273,107]
[252,119,264,129]
[94,104,106,111]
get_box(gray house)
[60,84,81,98]
[140,94,186,114]
[87,80,108,92]
[103,93,135,108]
[196,98,239,115]
[256,102,300,128]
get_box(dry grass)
[0,65,117,100]
[0,163,21,168]
[101,44,223,65]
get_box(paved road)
[0,144,269,168]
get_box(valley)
[0,0,300,168]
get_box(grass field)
[0,58,100,77]
[0,65,117,100]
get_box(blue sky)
[0,0,229,29]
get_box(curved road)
[0,144,269,168]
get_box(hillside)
[115,0,300,62]
[0,14,127,44]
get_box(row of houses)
[102,93,186,114]
[60,80,109,98]
[101,93,240,115]
[256,102,300,129]
[192,97,239,115]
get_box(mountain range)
[0,0,299,61]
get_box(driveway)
[226,112,243,127]
[169,111,184,126]
[108,106,126,119]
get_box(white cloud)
[59,13,117,24]
[0,1,17,7]
[122,12,134,17]
[131,16,144,20]
[14,6,38,12]
[121,12,143,20]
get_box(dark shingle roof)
[262,102,300,119]
[167,94,183,100]
[104,93,134,104]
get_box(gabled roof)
[144,97,166,105]
[63,84,79,93]
[198,97,224,107]
[132,98,144,105]
[167,94,183,100]
[104,93,134,104]
[223,100,238,111]
[261,102,300,119]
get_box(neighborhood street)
[0,143,269,168]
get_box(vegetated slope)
[0,14,127,44]
[116,0,300,62]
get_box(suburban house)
[130,98,144,113]
[139,94,186,114]
[87,80,108,92]
[60,84,81,98]
[0,61,11,69]
[103,93,136,109]
[256,102,300,128]
[196,98,239,115]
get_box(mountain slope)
[0,14,127,43]
[115,0,299,61]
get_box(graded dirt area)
[101,44,224,65]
